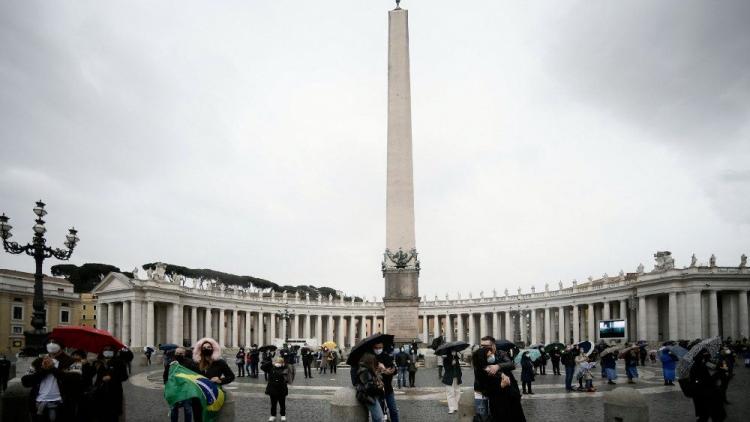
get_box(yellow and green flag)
[164,363,225,422]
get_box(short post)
[423,349,436,368]
[216,389,235,422]
[328,387,368,421]
[603,387,649,422]
[458,388,475,422]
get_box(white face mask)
[46,343,61,354]
[373,348,383,355]
[103,351,114,358]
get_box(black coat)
[264,365,289,397]
[442,355,462,386]
[21,353,78,417]
[92,357,129,419]
[376,353,396,395]
[689,360,726,421]
[196,359,235,386]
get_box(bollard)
[0,378,31,422]
[458,388,475,422]
[328,387,368,422]
[603,387,649,422]
[423,350,436,369]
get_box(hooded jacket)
[192,337,235,386]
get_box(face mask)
[201,348,213,357]
[103,351,114,358]
[273,363,283,368]
[46,343,61,354]
[487,355,496,364]
[373,348,383,355]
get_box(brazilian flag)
[164,363,225,422]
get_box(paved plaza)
[124,358,750,421]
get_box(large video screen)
[599,319,626,338]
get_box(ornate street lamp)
[1,200,79,355]
[276,305,295,345]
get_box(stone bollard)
[216,389,236,422]
[1,378,31,422]
[603,387,649,422]
[423,350,436,369]
[458,388,475,422]
[328,387,368,422]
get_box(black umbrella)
[495,339,517,352]
[687,338,702,350]
[662,340,676,347]
[429,336,445,350]
[435,341,469,356]
[259,345,277,352]
[346,332,394,366]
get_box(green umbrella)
[544,343,565,354]
[514,348,542,364]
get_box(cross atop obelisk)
[382,2,420,345]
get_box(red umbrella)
[50,325,126,353]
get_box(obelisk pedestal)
[382,5,420,345]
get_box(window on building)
[57,288,64,293]
[93,314,97,320]
[60,308,70,324]
[12,305,23,321]
[11,325,23,335]
[94,305,97,310]
[83,305,87,310]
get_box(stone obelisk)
[382,2,420,345]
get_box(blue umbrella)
[666,345,688,359]
[159,343,178,351]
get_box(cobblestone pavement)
[124,359,750,421]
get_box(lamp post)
[276,305,295,346]
[0,200,79,355]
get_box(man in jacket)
[300,344,314,379]
[374,342,399,422]
[21,338,78,422]
[394,347,409,389]
[561,345,578,391]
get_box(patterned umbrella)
[513,348,542,364]
[677,336,722,379]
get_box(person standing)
[164,347,196,422]
[638,345,647,366]
[442,351,462,414]
[301,344,314,379]
[318,348,327,375]
[249,345,260,378]
[92,345,129,422]
[235,347,246,378]
[550,347,561,375]
[475,336,525,421]
[373,342,399,422]
[119,347,134,375]
[574,349,587,390]
[0,354,10,394]
[601,350,617,385]
[659,348,677,386]
[355,353,385,422]
[537,348,547,375]
[263,357,289,422]
[689,349,726,422]
[328,349,338,374]
[520,352,535,395]
[192,338,235,388]
[624,349,639,384]
[21,338,77,422]
[407,354,417,388]
[395,347,409,389]
[144,347,153,366]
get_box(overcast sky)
[1,0,748,299]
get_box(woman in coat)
[659,349,677,385]
[520,352,535,394]
[689,349,726,422]
[442,351,462,413]
[92,345,129,422]
[192,338,235,387]
[263,357,290,422]
[355,353,385,422]
[235,347,246,377]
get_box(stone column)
[421,315,428,342]
[668,292,678,341]
[708,290,719,337]
[107,303,115,333]
[684,291,702,339]
[96,302,104,330]
[371,316,377,334]
[602,301,610,320]
[245,311,251,346]
[739,291,749,340]
[349,315,357,346]
[257,311,265,345]
[587,304,595,341]
[433,314,440,339]
[146,301,155,347]
[218,309,226,346]
[316,315,323,342]
[130,300,142,348]
[325,315,333,342]
[544,308,551,344]
[529,309,537,344]
[232,309,239,347]
[190,307,198,344]
[205,308,212,339]
[558,307,565,343]
[619,299,628,342]
[445,312,452,342]
[122,301,130,345]
[504,311,512,341]
[637,296,647,341]
[572,305,580,343]
[479,312,488,338]
[270,313,277,343]
[337,315,346,347]
[468,313,476,345]
[303,314,311,339]
[457,313,465,342]
[173,303,183,345]
[281,316,288,342]
[492,312,500,340]
[291,314,299,339]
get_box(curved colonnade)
[93,265,750,350]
